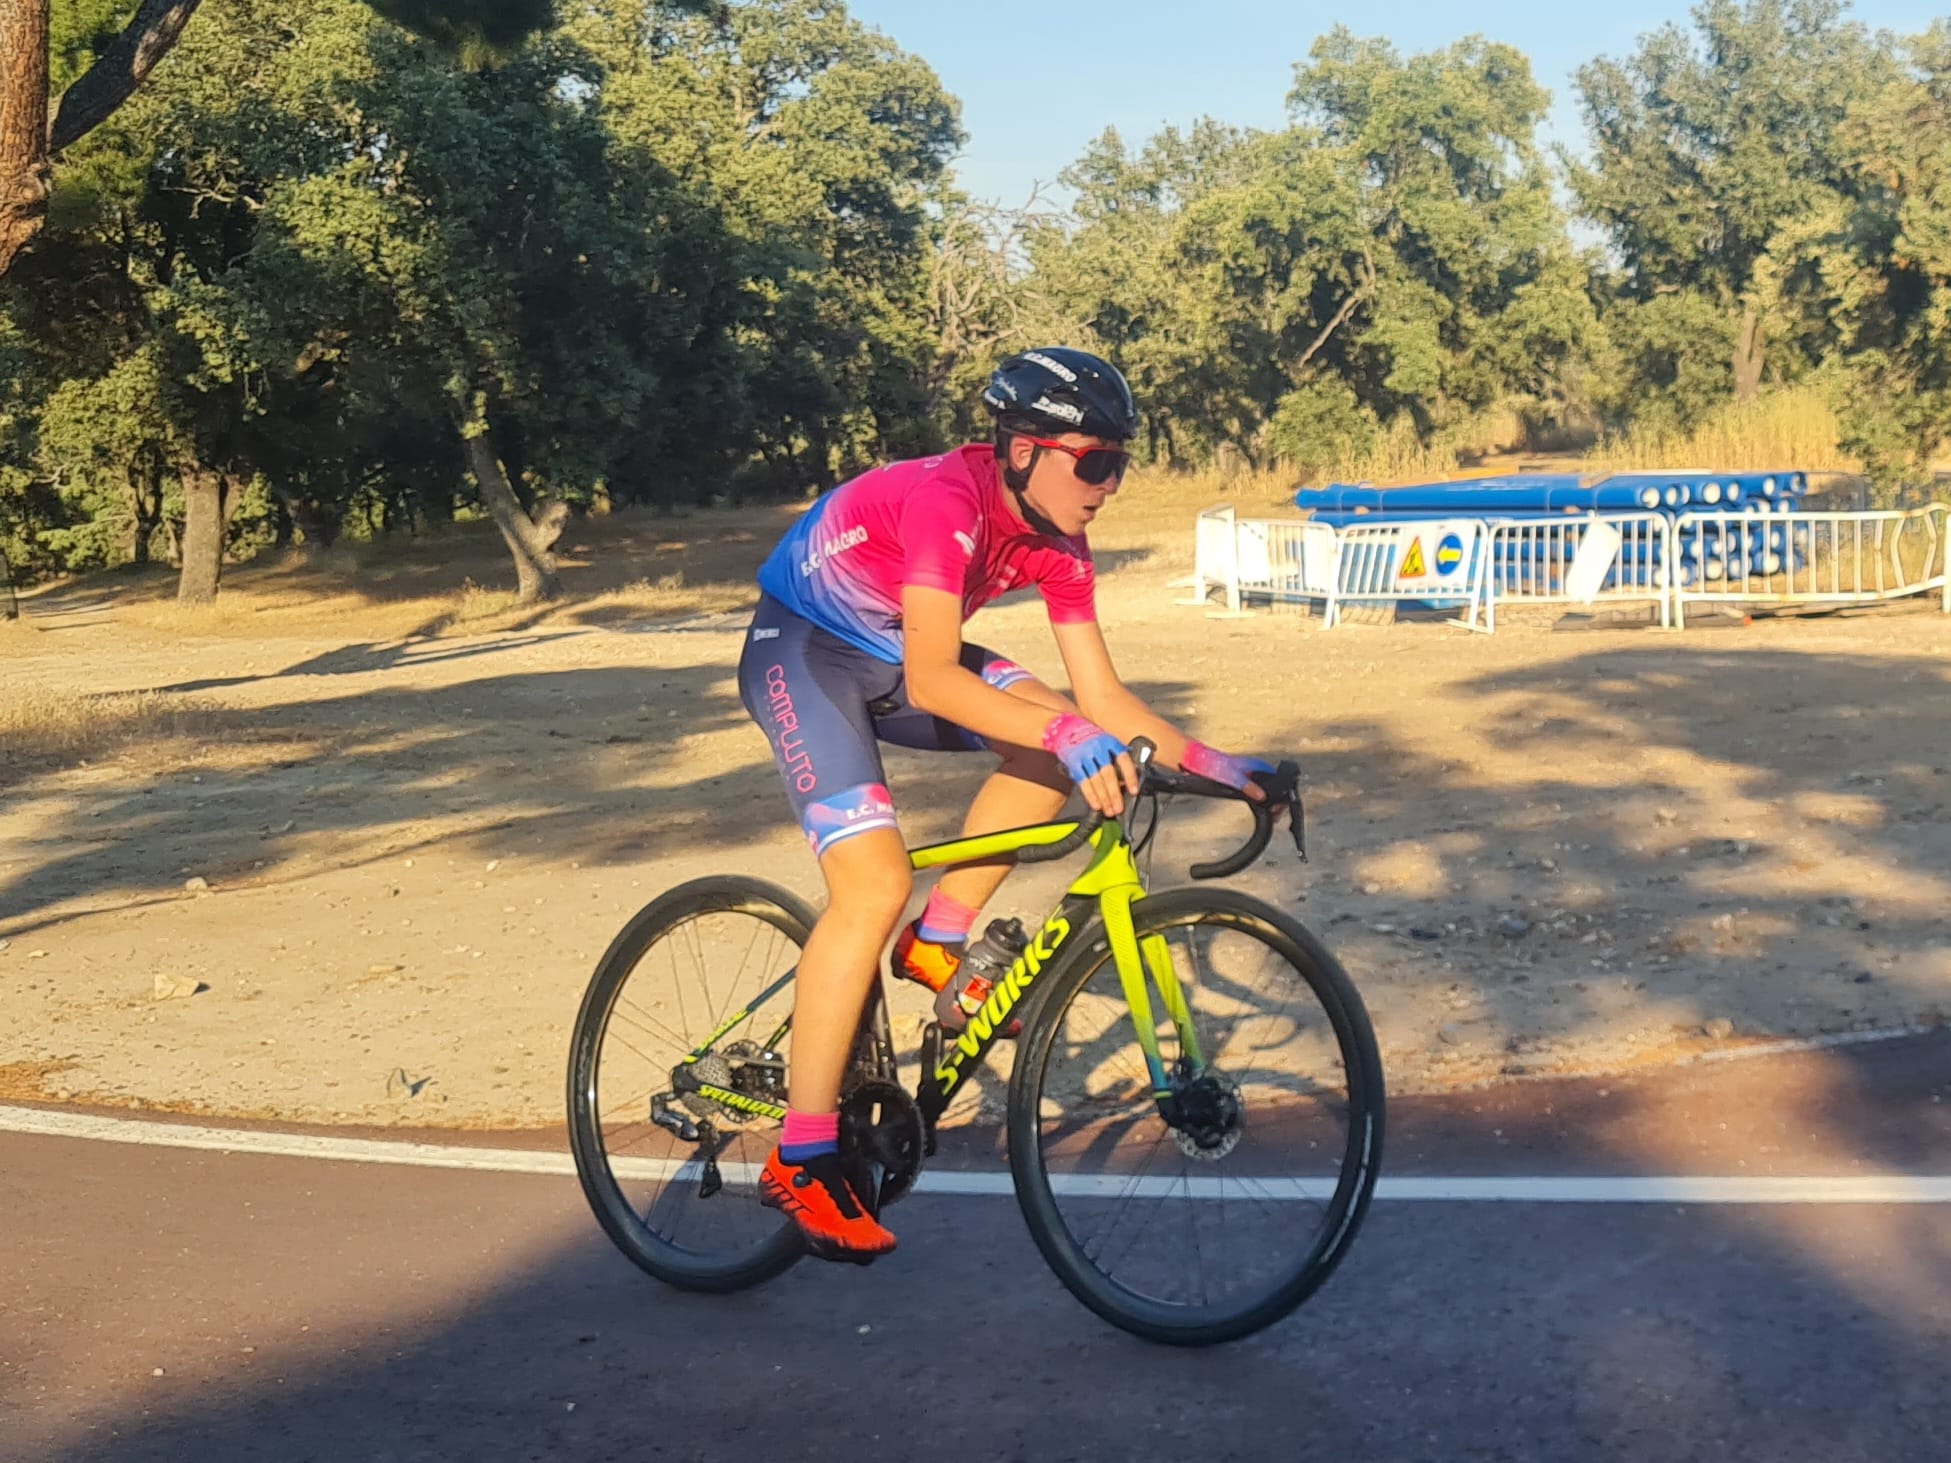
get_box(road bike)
[567,741,1384,1345]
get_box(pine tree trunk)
[177,468,226,604]
[464,433,562,603]
[0,0,52,278]
[1732,305,1765,405]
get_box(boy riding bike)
[737,348,1274,1261]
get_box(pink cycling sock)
[781,1109,840,1160]
[917,888,980,946]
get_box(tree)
[5,0,204,276]
[1568,0,1895,409]
[1765,22,1951,488]
[571,0,963,489]
[35,346,177,565]
[0,0,559,278]
[1026,31,1593,468]
[1291,31,1595,440]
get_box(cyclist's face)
[1011,432,1127,534]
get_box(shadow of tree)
[10,1033,1948,1462]
[1262,642,1951,1082]
[0,657,767,930]
[9,616,1951,1457]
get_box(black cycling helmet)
[981,348,1138,443]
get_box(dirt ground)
[3,487,1949,1130]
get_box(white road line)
[6,1105,1949,1203]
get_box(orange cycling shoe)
[759,1148,897,1263]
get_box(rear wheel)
[566,876,811,1292]
[1008,888,1384,1345]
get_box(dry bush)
[558,573,754,625]
[1595,388,1858,474]
[0,685,211,775]
[89,508,794,642]
[1091,465,1298,571]
[1333,418,1464,485]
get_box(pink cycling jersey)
[755,444,1095,662]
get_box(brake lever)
[1288,784,1307,862]
[1251,759,1307,863]
[1121,737,1158,843]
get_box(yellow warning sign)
[1398,537,1427,579]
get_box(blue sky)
[844,1,1949,206]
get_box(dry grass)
[15,407,1910,646]
[71,506,793,642]
[0,684,214,776]
[1594,388,1858,474]
[1329,416,1465,485]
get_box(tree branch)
[1294,249,1375,372]
[47,0,203,157]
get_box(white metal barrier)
[1178,502,1949,632]
[1671,505,1950,628]
[1480,512,1676,631]
[1328,518,1492,629]
[1173,505,1242,614]
[1236,518,1341,611]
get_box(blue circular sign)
[1435,533,1465,576]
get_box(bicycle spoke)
[1025,894,1379,1335]
[571,882,812,1291]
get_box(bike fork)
[1102,889,1207,1101]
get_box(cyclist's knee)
[818,828,913,917]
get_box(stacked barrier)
[1330,518,1493,628]
[1672,505,1950,627]
[1294,470,1810,515]
[1179,496,1949,632]
[1175,505,1242,614]
[1238,517,1341,610]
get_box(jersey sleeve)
[897,481,982,598]
[1037,541,1098,624]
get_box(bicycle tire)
[1007,888,1385,1345]
[567,875,813,1292]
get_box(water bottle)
[936,917,1028,1030]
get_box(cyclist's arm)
[901,586,1134,813]
[1050,618,1267,802]
[902,585,1073,746]
[1049,617,1188,760]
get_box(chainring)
[838,1079,926,1213]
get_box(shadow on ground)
[8,1036,1947,1462]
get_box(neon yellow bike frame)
[909,815,1204,1113]
[675,813,1207,1127]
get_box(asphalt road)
[4,1032,1948,1463]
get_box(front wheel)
[1008,888,1385,1345]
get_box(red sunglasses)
[1018,436,1132,486]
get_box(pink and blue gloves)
[1041,713,1129,785]
[1181,740,1275,793]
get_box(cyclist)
[737,347,1273,1260]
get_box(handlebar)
[1014,737,1306,877]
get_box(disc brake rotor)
[1168,1070,1244,1161]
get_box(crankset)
[839,1079,926,1214]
